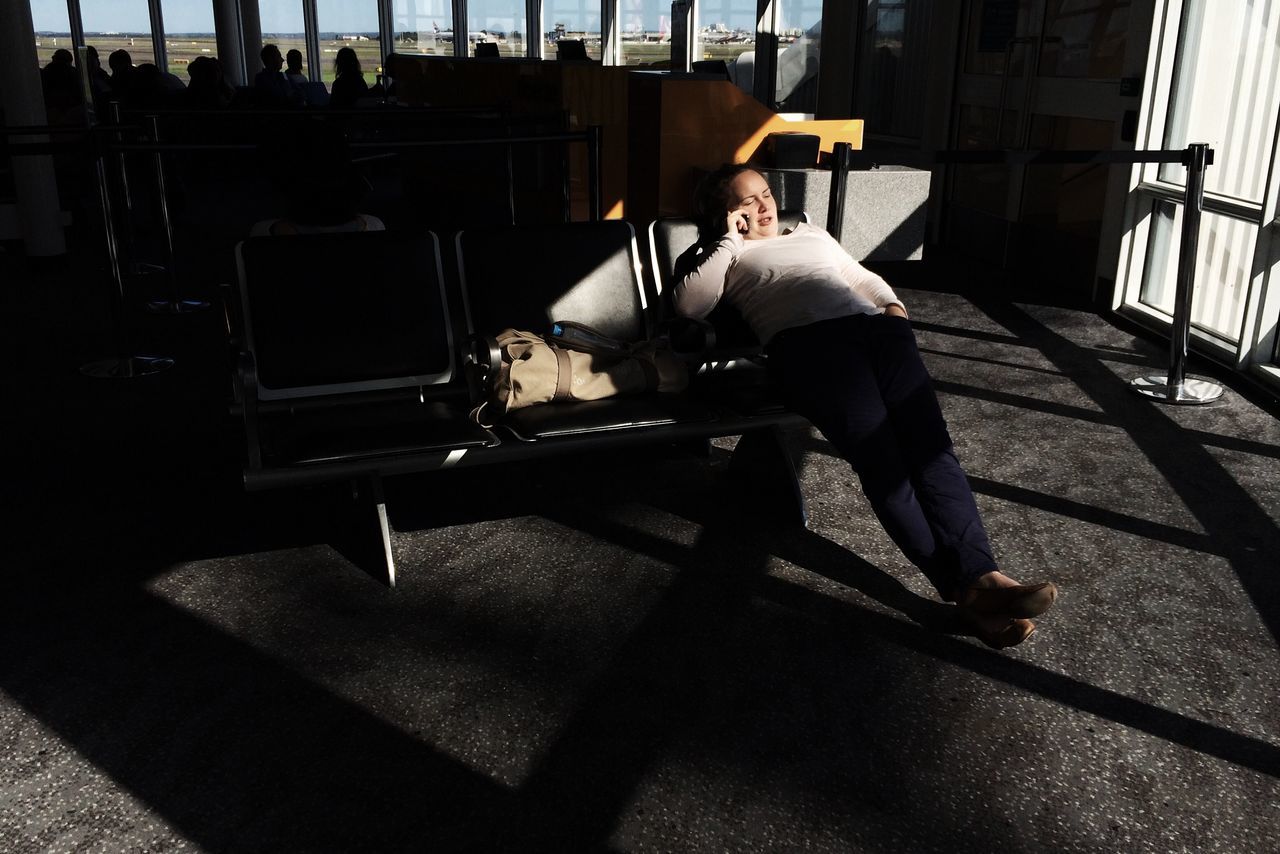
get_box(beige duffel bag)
[471,325,688,427]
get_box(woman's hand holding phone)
[725,208,751,237]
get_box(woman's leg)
[769,316,970,597]
[863,314,998,597]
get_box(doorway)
[944,0,1154,303]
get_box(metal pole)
[826,141,851,240]
[110,101,133,211]
[145,114,210,314]
[1130,143,1224,405]
[587,125,601,221]
[506,140,516,225]
[80,145,175,378]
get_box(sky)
[26,0,749,34]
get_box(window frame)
[1114,0,1280,385]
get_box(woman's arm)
[831,236,907,317]
[671,231,743,319]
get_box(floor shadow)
[0,579,516,851]
[969,297,1280,647]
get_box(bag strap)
[552,347,573,401]
[549,320,631,355]
[636,355,658,390]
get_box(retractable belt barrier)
[3,119,604,379]
[5,122,175,377]
[824,142,1223,406]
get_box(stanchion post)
[587,125,601,222]
[80,140,175,378]
[110,101,133,211]
[1130,143,1225,404]
[826,142,851,241]
[144,114,210,314]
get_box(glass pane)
[470,1,526,57]
[952,104,1018,217]
[857,0,931,140]
[1160,0,1280,203]
[81,0,157,68]
[696,0,756,92]
[963,0,1033,76]
[32,2,73,69]
[317,0,382,85]
[260,1,310,77]
[391,0,453,56]
[775,0,821,112]
[1140,200,1256,342]
[162,0,217,78]
[618,0,667,66]
[1021,114,1113,223]
[548,0,603,61]
[1038,0,1131,79]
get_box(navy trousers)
[768,313,996,599]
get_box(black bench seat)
[233,222,808,586]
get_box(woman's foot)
[972,617,1036,649]
[955,572,1056,649]
[959,571,1058,619]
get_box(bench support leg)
[728,426,808,528]
[332,475,398,588]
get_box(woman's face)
[727,170,779,240]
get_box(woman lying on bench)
[674,164,1058,649]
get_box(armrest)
[237,350,263,470]
[658,316,717,357]
[463,333,502,403]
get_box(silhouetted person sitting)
[107,49,138,104]
[328,47,368,108]
[285,49,307,88]
[130,63,174,109]
[84,46,114,115]
[41,47,74,78]
[255,43,299,107]
[41,49,84,123]
[382,52,424,103]
[251,130,384,235]
[183,55,232,109]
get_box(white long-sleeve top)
[671,222,904,345]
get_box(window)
[1140,201,1256,342]
[774,0,821,112]
[161,0,217,78]
[547,0,603,60]
[858,0,931,141]
[1158,0,1280,203]
[697,0,756,91]
[317,0,382,84]
[1115,0,1280,382]
[392,0,453,57]
[470,0,526,57]
[80,0,157,68]
[260,1,310,77]
[619,0,666,66]
[31,1,73,68]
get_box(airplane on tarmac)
[432,22,500,44]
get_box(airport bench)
[233,223,808,586]
[648,211,809,417]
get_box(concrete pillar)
[241,0,263,81]
[212,0,247,85]
[0,0,67,256]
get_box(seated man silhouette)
[254,43,300,107]
[251,132,384,235]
